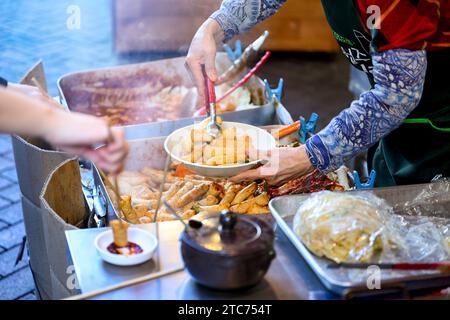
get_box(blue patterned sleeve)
[210,0,286,42]
[305,49,427,173]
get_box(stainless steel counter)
[65,221,337,300]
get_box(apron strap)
[403,118,450,133]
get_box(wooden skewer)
[97,168,122,212]
[63,266,185,300]
[153,154,172,223]
[99,125,125,221]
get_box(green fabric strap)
[403,118,450,132]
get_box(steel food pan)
[92,136,172,223]
[93,124,286,224]
[58,54,293,139]
[269,184,450,297]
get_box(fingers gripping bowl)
[164,121,276,177]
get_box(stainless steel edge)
[268,190,450,296]
[269,196,355,295]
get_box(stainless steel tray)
[57,54,293,140]
[269,184,450,297]
[118,103,289,140]
[92,136,174,223]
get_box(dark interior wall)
[257,52,354,131]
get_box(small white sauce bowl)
[95,228,158,266]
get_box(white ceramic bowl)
[164,122,276,177]
[95,228,158,266]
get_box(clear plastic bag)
[394,181,450,262]
[294,183,450,264]
[294,191,405,263]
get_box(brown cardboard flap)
[41,159,86,226]
[39,159,88,298]
[19,60,48,92]
[12,135,72,206]
[21,196,51,299]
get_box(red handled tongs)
[201,65,221,139]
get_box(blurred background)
[0,0,356,126]
[0,0,361,300]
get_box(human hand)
[185,18,223,106]
[230,146,315,186]
[43,111,128,174]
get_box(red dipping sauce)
[107,242,143,256]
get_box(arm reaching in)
[232,49,427,185]
[0,84,128,174]
[305,49,427,172]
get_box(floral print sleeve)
[210,0,286,42]
[305,49,427,173]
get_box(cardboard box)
[39,159,88,299]
[21,195,52,300]
[12,136,72,206]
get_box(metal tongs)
[202,65,222,139]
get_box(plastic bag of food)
[293,191,404,263]
[394,181,450,262]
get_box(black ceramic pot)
[180,210,276,290]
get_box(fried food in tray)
[106,164,348,225]
[106,166,271,224]
[178,117,257,166]
[293,191,394,263]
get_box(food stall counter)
[65,220,337,300]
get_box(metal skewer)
[153,154,172,222]
[163,201,188,228]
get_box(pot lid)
[181,210,274,256]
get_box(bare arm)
[0,85,128,173]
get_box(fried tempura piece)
[174,183,209,208]
[231,182,257,205]
[168,182,194,207]
[247,205,270,214]
[198,194,219,206]
[110,220,129,247]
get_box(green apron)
[321,0,450,187]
